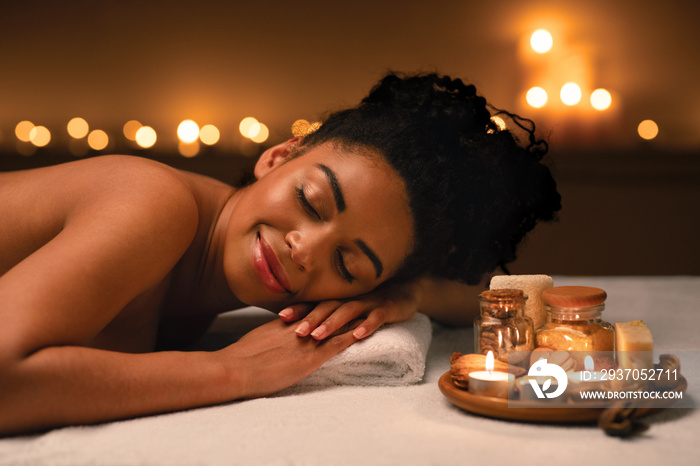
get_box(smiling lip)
[253,233,292,294]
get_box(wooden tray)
[438,371,687,424]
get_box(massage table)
[1,276,698,465]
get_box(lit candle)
[468,351,515,399]
[567,355,608,401]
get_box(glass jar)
[536,286,614,370]
[474,289,534,367]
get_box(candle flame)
[584,355,594,371]
[485,351,495,372]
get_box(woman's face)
[222,140,413,310]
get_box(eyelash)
[335,249,355,284]
[295,186,320,220]
[295,185,355,284]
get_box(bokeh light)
[590,89,612,111]
[199,124,220,145]
[123,120,142,141]
[87,129,109,150]
[135,126,157,148]
[250,123,269,143]
[177,119,200,143]
[560,82,582,106]
[29,126,51,147]
[15,120,35,142]
[526,87,548,108]
[239,117,260,138]
[638,120,659,140]
[530,29,553,54]
[67,117,89,139]
[178,141,200,157]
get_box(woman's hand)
[221,318,358,399]
[276,281,421,341]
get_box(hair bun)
[361,73,492,134]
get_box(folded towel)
[294,313,432,387]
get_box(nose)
[285,229,326,272]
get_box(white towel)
[294,313,432,387]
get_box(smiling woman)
[221,141,413,311]
[0,72,560,435]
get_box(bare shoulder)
[3,155,198,222]
[0,155,201,277]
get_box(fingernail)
[278,308,293,319]
[353,327,366,339]
[295,321,310,336]
[311,325,327,339]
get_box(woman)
[0,73,560,435]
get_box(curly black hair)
[299,72,561,286]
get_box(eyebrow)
[315,163,346,212]
[354,239,383,279]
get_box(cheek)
[251,181,295,221]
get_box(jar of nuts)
[536,286,614,370]
[474,289,534,367]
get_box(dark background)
[2,0,698,276]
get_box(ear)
[254,137,303,179]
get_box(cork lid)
[479,289,526,301]
[541,286,607,307]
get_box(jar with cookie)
[474,289,535,368]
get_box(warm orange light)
[638,120,659,140]
[87,129,109,150]
[177,119,200,143]
[67,117,89,139]
[250,123,269,143]
[239,117,259,138]
[530,29,553,54]
[590,89,612,111]
[178,141,200,157]
[199,124,220,145]
[485,351,495,372]
[29,126,51,147]
[526,87,548,108]
[15,120,35,142]
[560,82,582,106]
[135,126,157,148]
[123,120,142,141]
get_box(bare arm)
[0,320,355,435]
[412,275,485,326]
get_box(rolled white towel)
[294,313,432,387]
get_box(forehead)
[290,143,414,276]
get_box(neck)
[196,188,246,313]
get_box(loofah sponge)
[489,274,553,329]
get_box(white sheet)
[1,276,698,466]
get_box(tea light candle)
[567,355,608,400]
[468,351,515,399]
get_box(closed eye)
[295,186,320,220]
[335,249,355,284]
